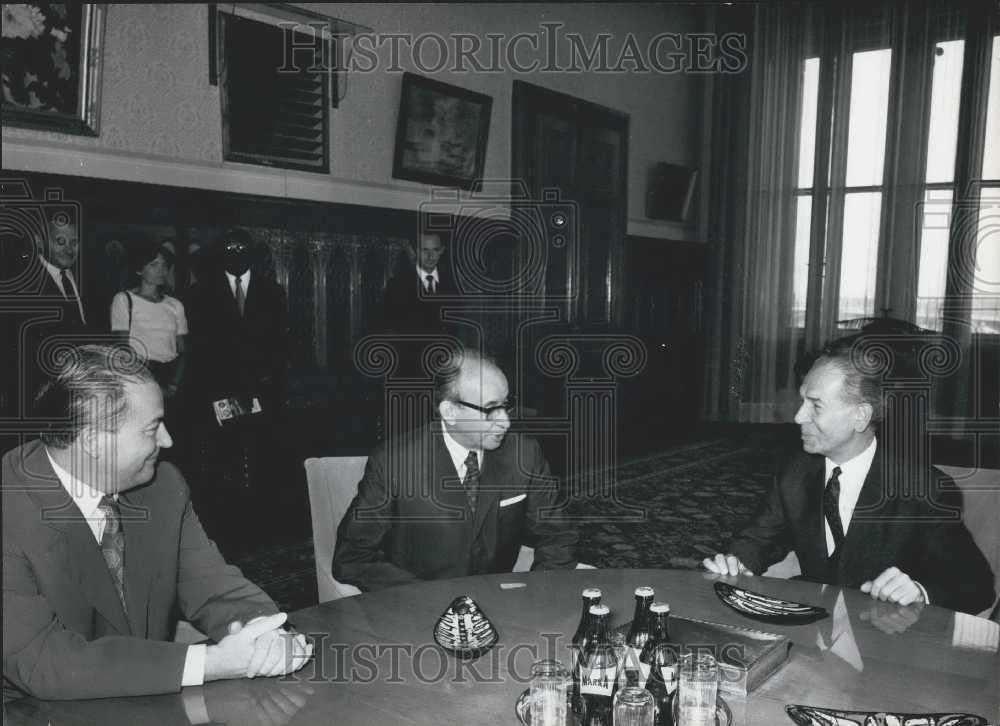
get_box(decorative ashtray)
[785,705,989,725]
[714,582,828,624]
[514,688,577,726]
[433,595,498,660]
[674,695,733,726]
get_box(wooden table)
[5,569,998,725]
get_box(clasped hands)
[205,612,314,681]
[702,554,925,606]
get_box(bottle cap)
[650,602,670,613]
[634,586,655,597]
[582,588,602,599]
[589,604,610,616]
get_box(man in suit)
[333,349,578,591]
[4,214,92,421]
[381,231,456,336]
[704,334,995,614]
[186,228,290,554]
[2,345,310,701]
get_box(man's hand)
[225,617,313,679]
[204,678,315,726]
[204,613,291,681]
[859,600,924,635]
[860,566,925,606]
[702,553,754,576]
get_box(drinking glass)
[529,659,570,726]
[677,651,718,725]
[612,686,655,726]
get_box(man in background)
[704,334,995,614]
[381,231,456,337]
[334,348,578,591]
[2,345,310,700]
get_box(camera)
[419,180,579,304]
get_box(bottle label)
[662,664,678,695]
[579,665,615,697]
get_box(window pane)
[798,58,821,188]
[925,40,965,184]
[982,35,1000,180]
[837,192,881,320]
[792,195,813,327]
[846,49,892,187]
[970,190,1000,333]
[915,189,954,330]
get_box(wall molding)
[3,135,692,239]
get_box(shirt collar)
[39,254,69,282]
[225,270,251,286]
[440,420,481,476]
[825,436,877,482]
[45,448,107,521]
[416,266,439,283]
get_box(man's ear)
[439,400,455,424]
[854,402,874,432]
[78,426,102,459]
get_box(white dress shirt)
[40,255,86,324]
[823,437,877,556]
[225,270,251,299]
[416,266,439,293]
[441,421,482,481]
[45,450,206,686]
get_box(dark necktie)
[463,450,480,514]
[823,466,846,557]
[234,276,246,316]
[98,495,127,614]
[60,269,84,324]
[425,274,435,294]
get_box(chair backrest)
[304,456,367,602]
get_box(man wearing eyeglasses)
[333,349,578,591]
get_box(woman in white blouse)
[110,241,188,399]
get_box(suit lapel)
[428,428,468,517]
[801,460,828,570]
[119,490,157,637]
[837,448,884,585]
[19,448,131,635]
[471,449,504,539]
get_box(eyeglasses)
[453,397,517,418]
[224,241,249,252]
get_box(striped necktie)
[824,466,845,558]
[463,450,480,514]
[98,495,127,614]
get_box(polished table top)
[5,569,999,725]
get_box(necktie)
[234,275,246,316]
[60,269,85,325]
[824,466,846,556]
[463,450,480,514]
[425,274,435,294]
[98,495,127,614]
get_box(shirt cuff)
[182,644,207,687]
[181,688,210,725]
[915,581,930,605]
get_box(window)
[970,35,1000,334]
[213,5,336,173]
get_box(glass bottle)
[642,602,679,726]
[574,604,617,726]
[625,585,655,683]
[570,587,602,667]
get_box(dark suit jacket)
[729,447,995,614]
[381,263,458,336]
[333,425,578,591]
[1,441,278,700]
[187,270,288,407]
[4,254,92,418]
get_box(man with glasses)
[333,349,578,591]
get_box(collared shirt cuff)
[181,687,210,724]
[915,581,930,605]
[182,644,207,687]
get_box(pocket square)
[499,493,527,507]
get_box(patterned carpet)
[233,427,795,612]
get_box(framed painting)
[1,3,107,135]
[392,72,492,191]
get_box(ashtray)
[785,705,988,726]
[433,595,498,660]
[714,582,828,624]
